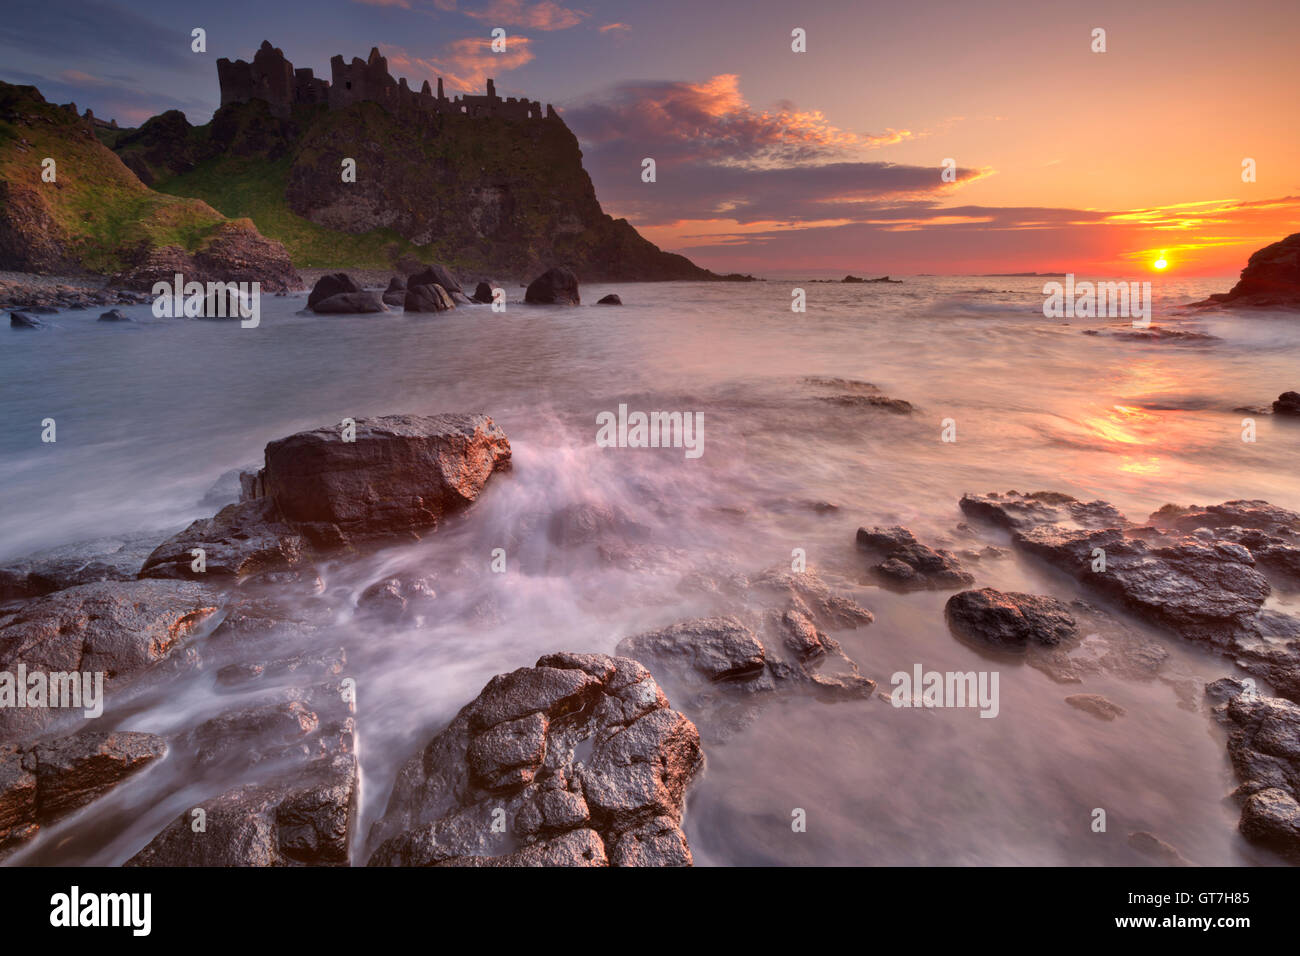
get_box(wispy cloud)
[463,0,586,31]
[598,22,631,33]
[382,37,535,92]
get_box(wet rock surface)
[963,490,1300,703]
[256,413,511,550]
[857,525,974,590]
[128,679,357,866]
[1209,679,1300,860]
[944,587,1077,651]
[620,568,876,739]
[140,497,311,582]
[368,652,702,866]
[0,580,219,743]
[0,531,162,600]
[959,490,1126,530]
[1,730,165,855]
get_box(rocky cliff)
[1200,232,1300,308]
[112,42,717,281]
[0,81,300,288]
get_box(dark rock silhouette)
[1198,232,1300,308]
[525,267,580,305]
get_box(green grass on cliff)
[154,154,436,270]
[0,83,227,272]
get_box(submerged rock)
[524,267,580,305]
[1064,693,1125,721]
[10,311,44,328]
[368,653,702,867]
[596,294,622,305]
[96,308,131,322]
[472,281,495,304]
[944,588,1078,651]
[857,526,974,590]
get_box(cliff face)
[114,42,716,281]
[1203,232,1300,308]
[0,81,299,289]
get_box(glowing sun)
[1153,256,1169,270]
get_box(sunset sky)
[2,0,1297,275]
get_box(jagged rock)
[944,588,1078,651]
[306,272,360,310]
[403,282,454,313]
[368,652,702,867]
[256,413,511,550]
[311,291,386,313]
[1199,232,1300,308]
[0,730,165,855]
[140,497,310,581]
[959,490,1126,530]
[215,647,346,690]
[857,526,974,590]
[1210,682,1300,859]
[596,294,622,305]
[524,267,580,305]
[1275,392,1300,416]
[10,311,44,328]
[96,308,131,322]
[1064,693,1125,721]
[1013,526,1269,640]
[0,580,219,743]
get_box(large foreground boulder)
[0,580,219,743]
[257,413,511,550]
[368,653,703,866]
[525,267,580,305]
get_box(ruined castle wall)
[219,41,555,125]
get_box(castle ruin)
[216,41,556,123]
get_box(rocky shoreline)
[2,393,1299,864]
